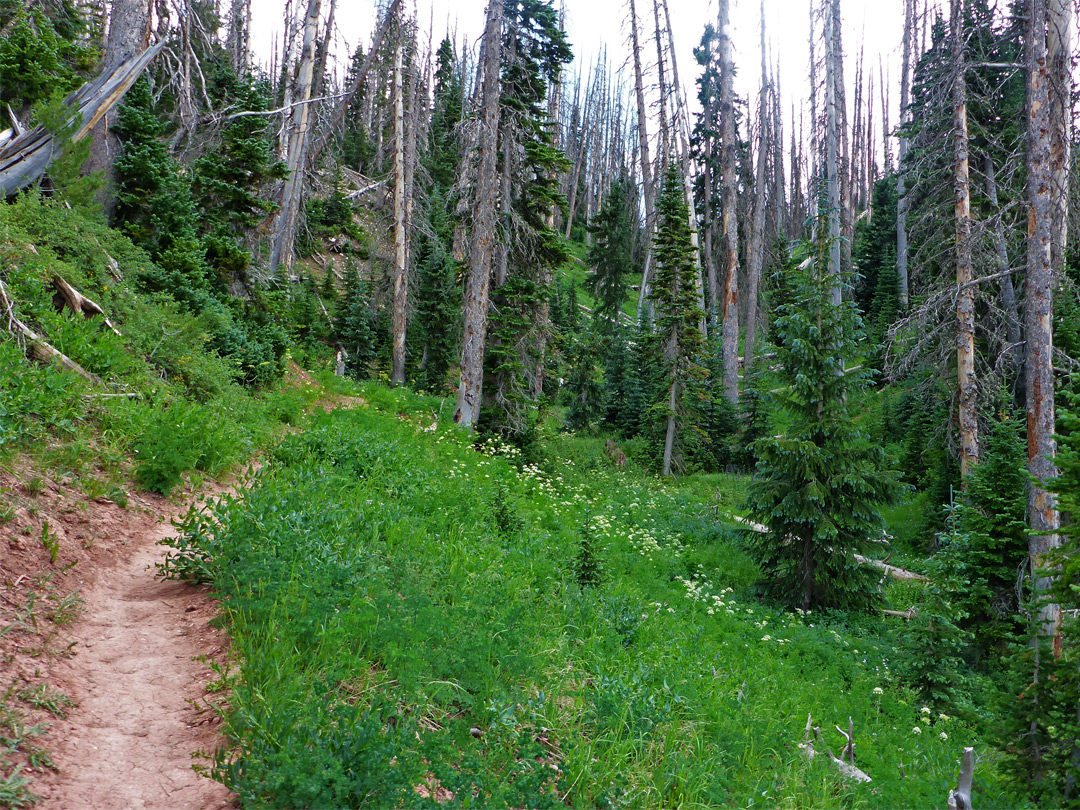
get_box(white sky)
[251,0,909,161]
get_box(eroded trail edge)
[36,503,234,810]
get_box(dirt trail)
[33,507,234,810]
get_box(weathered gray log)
[0,41,165,198]
[0,279,103,385]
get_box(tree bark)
[86,0,152,219]
[897,0,913,309]
[952,0,978,480]
[269,0,323,277]
[1048,0,1071,276]
[391,19,407,386]
[718,0,740,405]
[824,0,842,306]
[744,1,769,381]
[1024,0,1060,655]
[629,0,657,321]
[454,0,503,428]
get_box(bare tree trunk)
[1048,0,1072,275]
[652,0,670,164]
[629,0,657,320]
[1025,0,1061,659]
[952,0,978,480]
[897,0,913,308]
[718,0,740,405]
[269,0,323,277]
[879,57,892,172]
[87,0,152,219]
[227,0,251,74]
[391,22,407,387]
[824,0,842,305]
[983,154,1023,369]
[454,0,503,428]
[773,64,787,240]
[744,1,769,381]
[662,355,678,476]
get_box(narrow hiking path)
[32,501,234,810]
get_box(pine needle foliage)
[745,215,902,611]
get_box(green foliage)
[586,178,634,329]
[114,77,288,388]
[427,38,463,190]
[564,326,605,431]
[410,192,460,393]
[936,412,1028,656]
[133,399,241,495]
[574,512,604,587]
[335,266,377,379]
[155,384,1020,809]
[891,506,974,706]
[998,381,1080,805]
[0,7,89,117]
[29,92,102,211]
[602,322,647,437]
[647,162,705,472]
[745,226,902,611]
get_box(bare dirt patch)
[1,471,234,809]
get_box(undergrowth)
[160,381,1023,809]
[0,193,320,494]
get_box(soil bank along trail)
[37,505,233,810]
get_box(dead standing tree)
[454,0,503,429]
[952,0,978,480]
[268,0,323,277]
[1024,0,1065,673]
[391,5,407,387]
[717,0,740,406]
[743,0,770,381]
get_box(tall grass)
[161,384,1021,809]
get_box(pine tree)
[745,216,901,611]
[649,161,704,476]
[565,324,604,431]
[335,265,377,379]
[586,178,634,330]
[412,191,461,393]
[428,37,462,191]
[603,322,645,437]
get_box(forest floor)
[1,469,236,809]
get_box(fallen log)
[883,608,919,619]
[729,514,928,583]
[854,555,929,582]
[798,713,873,784]
[0,41,165,197]
[1,278,103,385]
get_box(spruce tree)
[745,218,901,611]
[586,178,634,330]
[335,265,376,379]
[565,324,604,431]
[648,161,704,476]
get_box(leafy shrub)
[134,399,239,494]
